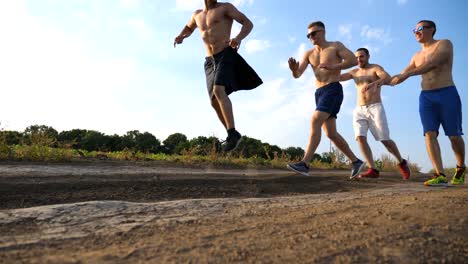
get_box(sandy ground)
[0,161,467,263]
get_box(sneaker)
[398,159,411,180]
[359,168,380,178]
[424,174,448,187]
[451,166,465,185]
[222,130,242,152]
[350,159,365,179]
[287,161,310,176]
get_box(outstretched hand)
[288,58,299,72]
[390,74,409,86]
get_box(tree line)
[0,125,338,163]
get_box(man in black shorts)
[174,0,262,151]
[287,21,364,178]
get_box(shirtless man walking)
[174,0,262,151]
[340,48,411,179]
[286,21,365,178]
[391,20,465,186]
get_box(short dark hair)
[308,21,325,29]
[418,20,436,36]
[356,48,369,56]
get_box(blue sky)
[0,0,466,172]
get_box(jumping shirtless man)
[174,0,262,151]
[340,48,411,179]
[391,20,465,186]
[286,21,365,178]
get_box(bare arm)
[319,42,357,70]
[225,3,253,49]
[373,66,391,86]
[405,40,452,77]
[340,72,354,82]
[337,42,358,70]
[174,12,198,47]
[288,51,310,79]
[363,66,390,92]
[390,56,417,85]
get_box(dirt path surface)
[0,162,467,263]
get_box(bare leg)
[213,85,234,130]
[357,136,375,168]
[322,118,358,162]
[449,136,465,167]
[425,131,444,175]
[381,140,403,163]
[302,111,330,163]
[210,98,227,129]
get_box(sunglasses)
[307,29,323,39]
[412,25,431,34]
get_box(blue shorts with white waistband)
[419,86,463,136]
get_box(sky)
[0,0,466,172]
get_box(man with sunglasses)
[391,20,465,186]
[340,48,411,180]
[287,21,365,178]
[174,0,262,152]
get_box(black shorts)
[204,47,262,99]
[315,82,344,119]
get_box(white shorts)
[353,102,390,141]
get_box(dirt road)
[0,161,467,263]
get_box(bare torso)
[307,42,343,88]
[414,40,454,90]
[193,4,232,56]
[351,65,384,106]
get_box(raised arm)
[337,42,358,70]
[225,3,253,49]
[319,42,357,71]
[174,12,198,47]
[288,51,310,79]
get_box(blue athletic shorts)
[315,82,344,119]
[419,86,463,136]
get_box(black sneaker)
[350,159,365,179]
[287,161,310,176]
[222,130,242,152]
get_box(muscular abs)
[353,68,382,106]
[194,5,233,56]
[415,53,454,90]
[309,45,342,88]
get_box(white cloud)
[362,44,381,55]
[245,39,270,54]
[338,24,353,43]
[295,43,307,59]
[361,25,392,44]
[397,0,408,6]
[127,18,153,37]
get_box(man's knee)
[357,136,367,144]
[212,85,226,98]
[449,135,463,142]
[425,131,438,139]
